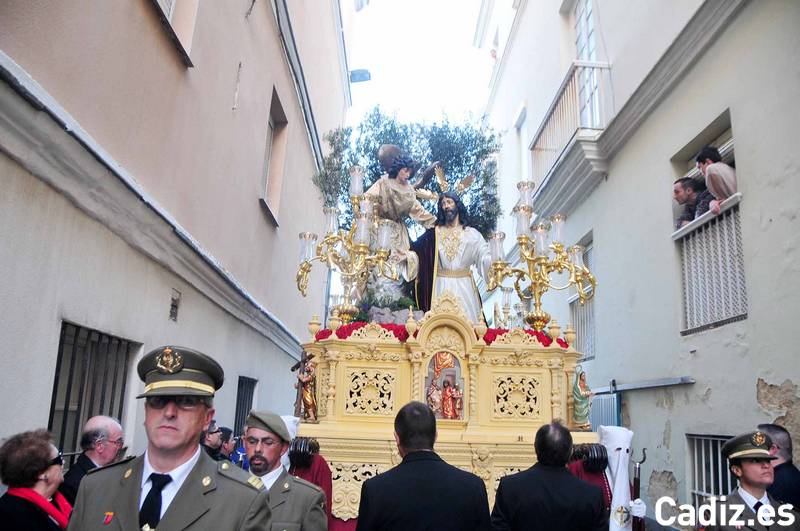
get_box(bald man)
[59,416,124,505]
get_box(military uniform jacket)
[67,450,271,530]
[705,489,800,531]
[268,468,327,531]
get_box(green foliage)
[353,289,418,322]
[313,107,501,238]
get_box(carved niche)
[493,374,541,419]
[345,369,396,416]
[330,462,388,520]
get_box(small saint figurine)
[453,384,464,419]
[427,381,442,413]
[295,359,318,422]
[572,365,594,430]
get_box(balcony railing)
[530,61,612,181]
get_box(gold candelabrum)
[296,167,397,324]
[486,181,597,331]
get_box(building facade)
[480,0,800,521]
[0,0,350,455]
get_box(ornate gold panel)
[330,462,389,519]
[344,368,396,416]
[493,374,541,419]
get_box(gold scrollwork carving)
[348,323,400,342]
[494,375,541,418]
[345,369,396,415]
[427,326,464,353]
[343,345,403,362]
[330,462,387,520]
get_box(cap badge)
[752,432,766,446]
[156,347,183,374]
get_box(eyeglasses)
[207,429,221,435]
[145,395,208,410]
[107,437,125,448]
[49,453,63,467]
[245,436,280,448]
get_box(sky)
[345,0,495,125]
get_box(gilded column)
[326,350,339,418]
[549,359,564,421]
[468,353,480,422]
[409,350,423,401]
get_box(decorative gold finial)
[329,309,342,332]
[308,314,321,337]
[548,318,561,341]
[474,314,488,340]
[405,306,418,336]
[564,323,576,346]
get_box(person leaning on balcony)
[695,146,737,215]
[673,177,714,228]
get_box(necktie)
[753,501,770,529]
[139,473,173,528]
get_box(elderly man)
[758,423,800,508]
[59,415,124,505]
[244,409,327,530]
[202,419,226,461]
[67,346,270,530]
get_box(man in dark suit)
[59,415,124,505]
[491,421,608,531]
[356,401,491,531]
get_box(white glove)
[629,498,646,518]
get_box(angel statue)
[410,165,492,324]
[572,365,594,430]
[359,145,438,303]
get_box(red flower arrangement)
[315,322,409,342]
[481,327,569,348]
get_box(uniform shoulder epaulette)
[86,455,136,475]
[292,475,323,494]
[216,460,263,491]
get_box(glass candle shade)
[568,245,585,268]
[549,214,566,244]
[517,181,535,207]
[489,232,506,262]
[513,206,533,239]
[348,166,364,197]
[323,207,339,235]
[299,232,318,263]
[377,219,393,251]
[533,222,550,256]
[501,286,514,308]
[353,214,371,245]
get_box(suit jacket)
[769,461,800,509]
[67,450,271,530]
[705,489,800,531]
[59,452,97,506]
[491,463,608,531]
[0,492,62,531]
[356,451,491,531]
[268,468,327,531]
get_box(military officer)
[706,430,800,531]
[67,346,271,530]
[244,409,327,530]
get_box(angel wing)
[456,174,475,194]
[434,165,450,193]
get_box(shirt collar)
[737,486,770,510]
[141,445,202,488]
[258,466,284,491]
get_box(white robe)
[431,226,491,324]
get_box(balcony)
[530,61,613,217]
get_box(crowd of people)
[673,145,738,230]
[1,344,798,530]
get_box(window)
[570,244,595,360]
[687,434,737,511]
[574,0,601,128]
[259,88,289,225]
[234,376,258,437]
[150,0,199,67]
[673,137,746,335]
[48,322,136,464]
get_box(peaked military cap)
[136,345,224,398]
[721,430,778,461]
[246,410,291,443]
